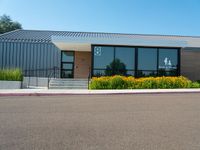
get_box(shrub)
[189,82,200,88]
[89,75,198,89]
[89,77,110,89]
[0,69,23,81]
[109,76,128,89]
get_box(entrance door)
[61,51,74,78]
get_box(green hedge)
[89,76,200,89]
[0,69,23,81]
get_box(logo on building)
[159,57,176,70]
[164,57,172,67]
[94,47,102,56]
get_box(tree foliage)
[105,59,127,76]
[0,15,22,34]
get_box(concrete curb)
[0,89,200,96]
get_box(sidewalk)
[0,89,200,96]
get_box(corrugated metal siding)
[0,42,3,69]
[0,41,61,77]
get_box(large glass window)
[114,47,135,76]
[115,47,135,70]
[158,49,178,76]
[138,48,157,70]
[92,46,179,77]
[137,48,157,77]
[93,46,135,76]
[93,46,114,69]
[93,46,114,76]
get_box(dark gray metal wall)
[181,48,200,81]
[0,41,61,77]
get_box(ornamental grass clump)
[89,75,197,89]
[0,69,23,81]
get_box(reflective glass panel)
[137,70,157,77]
[115,47,135,70]
[62,51,74,62]
[126,71,135,76]
[93,46,114,69]
[62,63,73,70]
[93,70,106,77]
[61,70,73,78]
[158,70,178,76]
[159,49,178,71]
[138,48,157,70]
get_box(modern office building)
[0,29,200,81]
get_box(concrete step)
[51,79,88,82]
[49,78,89,89]
[50,83,88,86]
[49,86,88,89]
[50,81,88,84]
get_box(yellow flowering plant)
[89,75,199,89]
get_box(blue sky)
[0,0,200,36]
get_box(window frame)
[91,45,181,77]
[92,45,135,76]
[60,51,75,78]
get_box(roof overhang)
[51,36,190,51]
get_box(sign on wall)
[94,47,102,56]
[159,57,176,69]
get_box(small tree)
[105,59,127,76]
[0,15,22,34]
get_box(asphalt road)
[0,93,200,150]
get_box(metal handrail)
[23,66,91,89]
[47,67,60,89]
[22,67,60,88]
[87,67,91,89]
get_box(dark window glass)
[62,63,73,70]
[158,49,178,72]
[93,70,106,77]
[61,70,73,78]
[138,48,157,70]
[93,46,114,69]
[126,71,135,76]
[62,51,74,62]
[158,70,177,76]
[92,46,179,78]
[93,69,135,77]
[137,70,157,77]
[115,47,135,70]
[61,51,74,78]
